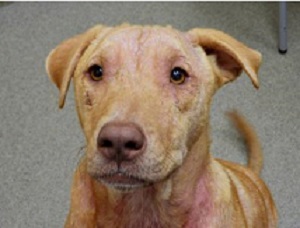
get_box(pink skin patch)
[184,174,214,228]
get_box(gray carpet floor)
[0,2,299,227]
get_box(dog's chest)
[97,205,167,228]
[97,191,183,228]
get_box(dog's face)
[74,26,214,189]
[46,24,261,191]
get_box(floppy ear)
[46,25,106,108]
[187,28,261,89]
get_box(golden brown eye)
[170,67,188,84]
[88,64,103,81]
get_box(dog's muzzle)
[95,122,150,190]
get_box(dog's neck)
[168,126,213,227]
[93,127,214,227]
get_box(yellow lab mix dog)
[46,24,277,228]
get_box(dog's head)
[46,24,261,191]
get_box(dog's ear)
[46,25,106,108]
[187,28,261,89]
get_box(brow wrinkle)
[135,27,149,73]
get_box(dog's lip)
[97,172,152,188]
[101,173,143,184]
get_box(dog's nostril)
[125,140,142,150]
[100,139,113,148]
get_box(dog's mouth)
[95,172,153,191]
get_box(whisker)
[75,145,87,168]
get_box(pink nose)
[97,122,145,164]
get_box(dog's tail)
[227,110,263,175]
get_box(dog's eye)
[88,64,103,81]
[170,67,188,84]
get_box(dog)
[46,24,277,228]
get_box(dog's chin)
[93,172,153,192]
